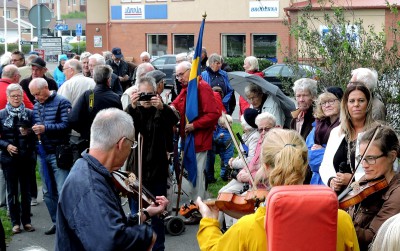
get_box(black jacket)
[20,75,58,104]
[69,84,123,140]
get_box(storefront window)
[222,34,246,57]
[147,34,168,57]
[252,34,277,62]
[173,34,194,54]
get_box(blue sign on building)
[76,23,82,36]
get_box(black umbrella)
[228,71,296,127]
[37,135,55,196]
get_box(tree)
[281,0,400,130]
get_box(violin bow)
[138,133,144,224]
[221,113,255,185]
[338,124,381,201]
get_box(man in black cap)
[106,47,130,91]
[145,70,166,96]
[20,57,58,103]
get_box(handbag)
[56,144,74,170]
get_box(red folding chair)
[265,185,338,251]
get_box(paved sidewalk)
[6,185,200,251]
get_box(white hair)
[351,68,378,91]
[80,51,92,61]
[140,51,151,59]
[292,78,318,98]
[90,108,134,151]
[89,53,106,66]
[255,112,276,127]
[370,213,400,251]
[0,52,12,66]
[244,56,259,71]
[240,115,253,131]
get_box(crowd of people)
[0,47,399,251]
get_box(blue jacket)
[201,69,234,114]
[32,91,71,153]
[56,152,154,251]
[53,67,66,87]
[306,122,325,185]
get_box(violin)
[339,176,388,209]
[180,189,269,219]
[112,170,160,209]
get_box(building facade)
[86,0,290,63]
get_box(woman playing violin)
[196,129,359,251]
[349,125,400,251]
[320,83,377,191]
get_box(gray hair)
[138,76,157,91]
[351,68,378,91]
[208,53,222,65]
[140,51,151,59]
[135,63,155,84]
[2,64,19,78]
[244,56,259,71]
[89,53,106,66]
[93,65,113,85]
[90,108,134,151]
[370,213,400,251]
[244,83,263,97]
[176,53,188,63]
[6,83,23,96]
[292,78,318,98]
[67,59,82,73]
[80,51,92,61]
[240,115,254,131]
[29,78,48,90]
[255,112,276,127]
[176,61,192,72]
[102,51,113,61]
[0,52,12,66]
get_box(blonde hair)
[314,92,339,120]
[255,129,308,187]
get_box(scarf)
[4,103,28,128]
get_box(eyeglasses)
[124,137,138,149]
[320,99,338,107]
[247,95,260,101]
[258,127,272,134]
[9,94,22,99]
[11,58,23,62]
[356,154,385,165]
[176,69,189,79]
[63,67,71,72]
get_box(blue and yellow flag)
[184,16,206,187]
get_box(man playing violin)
[348,125,400,251]
[55,108,168,251]
[196,129,359,251]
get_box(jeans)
[2,157,33,227]
[129,181,167,251]
[38,153,69,224]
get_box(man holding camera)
[69,65,122,144]
[125,76,179,251]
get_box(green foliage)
[70,42,86,54]
[282,0,400,130]
[0,44,36,55]
[224,57,273,72]
[61,11,86,19]
[207,122,242,197]
[0,209,11,243]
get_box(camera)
[138,92,156,101]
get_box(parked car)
[262,63,319,93]
[150,54,177,88]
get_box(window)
[80,0,86,4]
[20,10,28,18]
[6,10,11,18]
[222,34,246,57]
[147,34,168,57]
[173,34,194,54]
[73,0,76,5]
[252,34,277,62]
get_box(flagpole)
[18,0,21,51]
[3,0,8,52]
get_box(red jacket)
[0,79,34,109]
[171,79,220,153]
